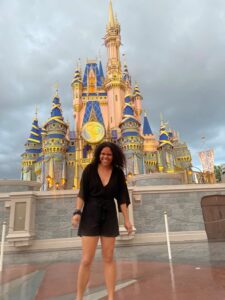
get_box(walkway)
[1,242,225,299]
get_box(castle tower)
[133,84,143,122]
[72,67,83,134]
[72,60,107,188]
[172,130,192,171]
[42,92,68,190]
[158,120,175,173]
[21,115,42,181]
[104,0,126,133]
[119,94,144,175]
[142,113,158,173]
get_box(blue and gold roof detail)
[82,101,104,125]
[27,118,42,144]
[121,95,140,124]
[72,68,82,84]
[45,94,67,127]
[143,114,153,135]
[82,62,104,87]
[159,123,173,147]
[133,83,142,98]
[120,94,140,137]
[41,127,47,137]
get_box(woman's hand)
[71,214,81,228]
[124,219,133,235]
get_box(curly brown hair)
[91,142,126,169]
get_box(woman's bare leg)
[101,236,116,300]
[76,236,99,300]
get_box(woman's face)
[99,147,113,167]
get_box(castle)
[21,1,192,191]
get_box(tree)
[214,165,222,182]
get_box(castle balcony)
[78,158,92,166]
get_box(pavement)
[1,241,225,300]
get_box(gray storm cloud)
[0,0,224,178]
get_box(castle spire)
[104,1,125,131]
[27,112,42,144]
[108,0,115,27]
[143,112,153,135]
[159,120,173,147]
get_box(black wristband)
[73,209,82,216]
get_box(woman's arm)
[76,196,84,210]
[71,196,84,228]
[120,203,133,234]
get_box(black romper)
[77,163,130,237]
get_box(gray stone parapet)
[0,180,41,193]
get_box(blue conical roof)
[133,83,142,97]
[143,115,153,135]
[45,94,67,127]
[27,118,42,144]
[159,123,173,147]
[72,68,82,84]
[122,95,134,116]
[120,94,140,127]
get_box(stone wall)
[130,173,184,186]
[35,193,76,239]
[0,180,41,193]
[1,183,225,250]
[133,188,225,233]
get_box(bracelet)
[73,209,82,216]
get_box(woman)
[72,142,133,300]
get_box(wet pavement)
[1,241,225,299]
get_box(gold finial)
[54,82,59,96]
[144,110,147,117]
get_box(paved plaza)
[1,241,225,299]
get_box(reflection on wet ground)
[1,242,225,299]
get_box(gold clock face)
[81,121,105,144]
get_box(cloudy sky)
[0,0,225,179]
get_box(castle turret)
[142,113,158,173]
[72,67,83,136]
[119,95,144,175]
[158,120,175,173]
[21,116,42,181]
[133,83,143,122]
[172,129,192,171]
[43,92,68,190]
